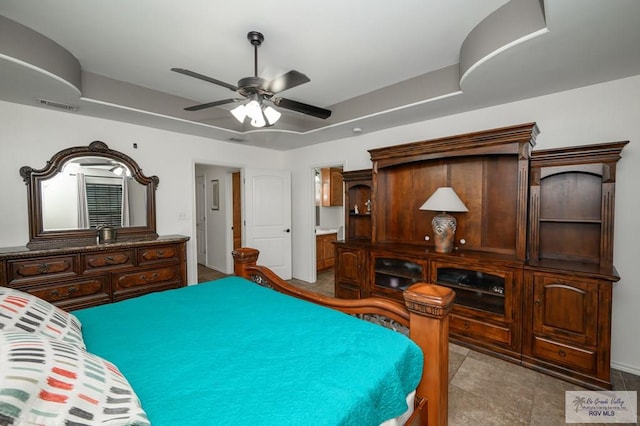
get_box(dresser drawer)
[138,245,180,264]
[114,265,180,290]
[27,277,108,303]
[532,336,596,373]
[450,314,512,347]
[7,255,77,284]
[82,250,134,272]
[113,265,181,301]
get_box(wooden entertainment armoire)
[335,123,627,390]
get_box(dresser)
[8,141,190,311]
[0,235,189,311]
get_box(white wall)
[0,100,285,285]
[285,75,640,375]
[318,206,342,229]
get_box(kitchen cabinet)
[316,232,337,271]
[321,167,343,206]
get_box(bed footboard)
[232,247,455,426]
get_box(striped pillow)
[0,286,85,349]
[0,330,150,425]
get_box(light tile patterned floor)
[198,264,639,425]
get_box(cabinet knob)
[535,299,541,306]
[464,321,470,329]
[558,349,567,358]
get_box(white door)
[195,175,206,264]
[242,168,292,279]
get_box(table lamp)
[419,187,468,253]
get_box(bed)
[0,247,454,426]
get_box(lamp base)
[431,213,457,253]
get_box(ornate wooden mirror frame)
[20,141,159,248]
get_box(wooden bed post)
[232,247,260,277]
[404,283,455,426]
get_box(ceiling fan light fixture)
[263,106,281,126]
[250,116,266,128]
[245,98,262,118]
[230,104,247,123]
[232,94,280,128]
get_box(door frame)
[224,169,242,273]
[195,174,207,265]
[308,161,346,284]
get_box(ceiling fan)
[171,31,331,127]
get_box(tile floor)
[198,264,639,425]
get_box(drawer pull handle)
[464,321,470,329]
[558,349,567,358]
[139,273,160,282]
[157,250,164,257]
[105,256,115,264]
[37,263,50,274]
[49,286,78,298]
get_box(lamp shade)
[419,187,468,212]
[230,96,281,128]
[230,104,247,123]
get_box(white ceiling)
[1,0,639,150]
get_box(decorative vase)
[431,213,456,253]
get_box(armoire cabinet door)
[531,273,598,346]
[334,246,367,299]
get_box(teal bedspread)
[74,277,423,425]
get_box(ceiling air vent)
[37,98,79,111]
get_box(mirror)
[20,141,158,248]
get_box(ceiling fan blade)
[184,98,239,111]
[171,68,238,92]
[273,98,332,119]
[267,70,310,94]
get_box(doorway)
[194,164,240,281]
[194,164,293,282]
[311,164,344,283]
